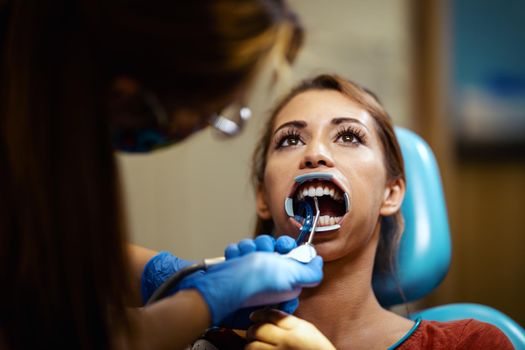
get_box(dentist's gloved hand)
[219,235,299,329]
[141,252,199,304]
[179,252,323,327]
[140,235,297,306]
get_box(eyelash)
[334,125,366,145]
[275,129,303,149]
[274,125,367,149]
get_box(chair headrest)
[373,127,451,307]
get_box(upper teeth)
[296,182,343,201]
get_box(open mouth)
[284,172,350,232]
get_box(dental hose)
[146,202,319,305]
[145,257,225,306]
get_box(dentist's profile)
[0,1,323,349]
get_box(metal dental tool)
[294,200,313,245]
[285,196,320,263]
[307,196,320,244]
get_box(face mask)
[111,91,252,153]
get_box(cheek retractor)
[285,196,320,263]
[284,172,350,233]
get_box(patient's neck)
[295,226,397,349]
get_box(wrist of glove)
[140,251,198,305]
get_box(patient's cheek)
[273,220,300,241]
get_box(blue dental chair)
[372,127,525,349]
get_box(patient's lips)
[285,173,350,233]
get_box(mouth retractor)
[284,172,350,233]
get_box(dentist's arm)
[128,244,158,305]
[120,289,211,350]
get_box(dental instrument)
[294,200,314,245]
[284,196,319,263]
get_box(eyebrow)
[273,117,370,135]
[273,120,307,135]
[331,117,370,133]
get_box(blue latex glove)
[140,235,298,305]
[140,251,200,304]
[179,251,323,326]
[220,235,299,329]
[225,235,297,259]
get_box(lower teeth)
[317,215,342,227]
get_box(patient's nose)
[300,142,334,169]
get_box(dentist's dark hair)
[252,74,405,282]
[0,0,302,349]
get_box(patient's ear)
[256,185,272,220]
[380,178,405,216]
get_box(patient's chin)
[312,239,348,262]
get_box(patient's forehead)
[272,89,375,130]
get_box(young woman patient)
[236,74,513,349]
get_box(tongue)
[316,196,344,217]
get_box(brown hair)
[88,0,303,110]
[0,0,302,349]
[252,74,405,276]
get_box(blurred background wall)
[119,0,524,325]
[412,0,525,327]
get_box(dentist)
[0,1,322,349]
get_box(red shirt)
[398,319,514,349]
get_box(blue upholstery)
[373,127,451,306]
[372,127,525,349]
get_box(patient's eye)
[276,129,304,148]
[334,126,366,145]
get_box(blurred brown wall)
[412,0,525,325]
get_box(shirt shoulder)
[456,319,514,349]
[398,319,514,350]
